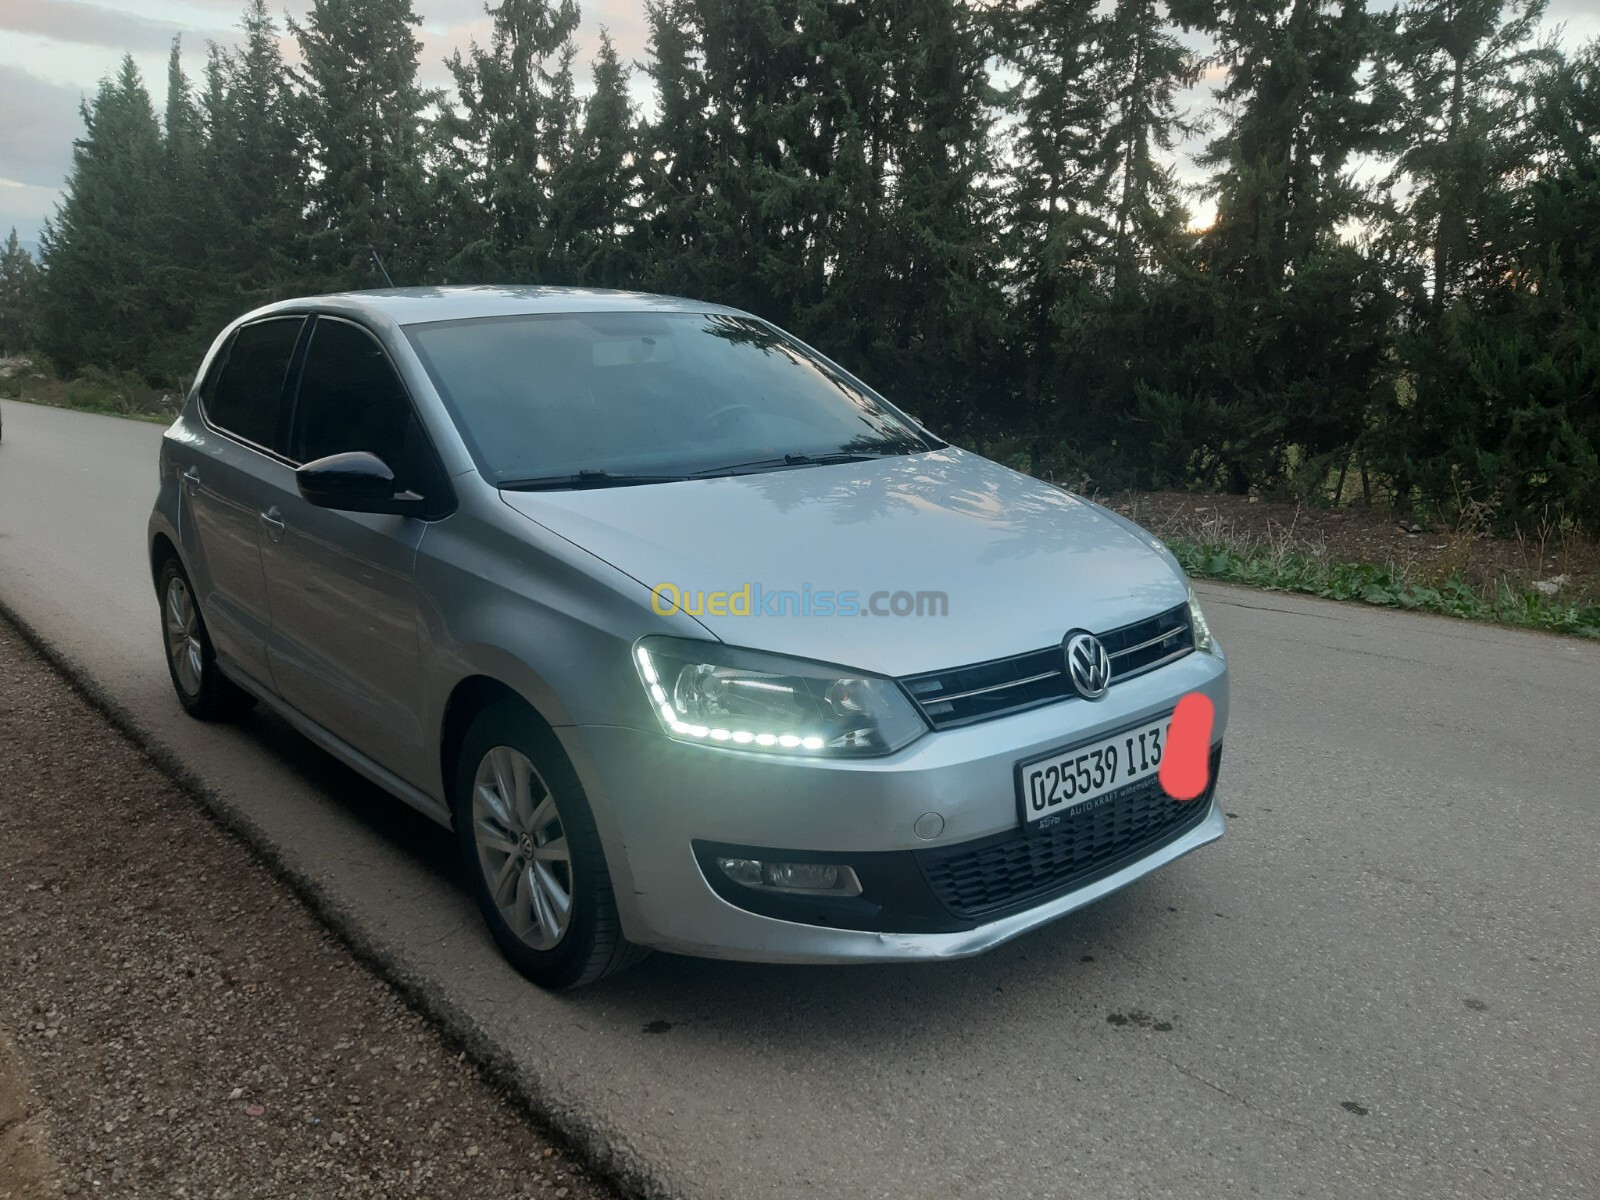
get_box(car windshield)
[404,311,938,487]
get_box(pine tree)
[435,0,580,281]
[1384,0,1553,315]
[36,57,168,375]
[145,38,212,380]
[545,30,639,287]
[637,0,717,297]
[1383,37,1600,527]
[1162,0,1395,492]
[669,0,819,322]
[877,0,1008,434]
[0,230,39,354]
[203,0,308,307]
[1375,0,1558,512]
[997,0,1118,462]
[292,0,435,286]
[1100,0,1199,291]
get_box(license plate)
[1016,715,1172,833]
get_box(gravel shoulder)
[0,1025,63,1200]
[0,619,617,1200]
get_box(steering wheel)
[700,403,753,427]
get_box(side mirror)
[296,451,422,515]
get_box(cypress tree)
[638,0,718,297]
[0,230,39,355]
[1100,0,1199,292]
[435,0,581,282]
[203,0,308,308]
[36,57,168,376]
[292,0,435,286]
[146,39,212,380]
[546,30,639,287]
[1383,35,1599,526]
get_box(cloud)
[0,181,61,254]
[587,0,653,62]
[1547,0,1600,44]
[0,66,84,190]
[0,0,228,53]
[415,3,653,93]
[416,18,494,87]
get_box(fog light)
[716,857,863,897]
[765,862,842,891]
[717,857,764,887]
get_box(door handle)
[260,506,286,542]
[181,466,200,495]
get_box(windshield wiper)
[497,469,690,491]
[689,451,900,478]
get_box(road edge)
[0,596,667,1200]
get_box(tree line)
[3,0,1597,530]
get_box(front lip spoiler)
[654,797,1227,964]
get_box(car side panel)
[261,497,432,789]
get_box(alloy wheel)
[164,575,204,698]
[470,746,573,951]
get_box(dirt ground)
[0,621,617,1200]
[1103,489,1600,608]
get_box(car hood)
[498,447,1186,677]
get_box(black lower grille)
[916,748,1220,920]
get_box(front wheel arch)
[439,675,543,819]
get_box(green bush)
[1170,537,1600,640]
[65,365,166,416]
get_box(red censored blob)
[1159,692,1214,802]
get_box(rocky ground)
[0,620,617,1200]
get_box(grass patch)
[1169,535,1600,640]
[0,353,176,422]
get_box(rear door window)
[205,317,303,451]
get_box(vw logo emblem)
[1064,632,1112,700]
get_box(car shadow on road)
[232,705,468,887]
[224,701,1197,1044]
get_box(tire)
[156,557,256,721]
[452,699,647,989]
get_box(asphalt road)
[2,398,1597,1199]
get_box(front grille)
[903,603,1194,729]
[916,752,1219,920]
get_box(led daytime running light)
[635,647,828,752]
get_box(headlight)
[1187,585,1215,653]
[633,636,928,756]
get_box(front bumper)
[558,646,1228,963]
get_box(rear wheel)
[452,700,646,989]
[156,558,255,721]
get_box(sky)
[2,0,1596,257]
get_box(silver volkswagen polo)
[147,286,1228,988]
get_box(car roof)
[249,285,751,328]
